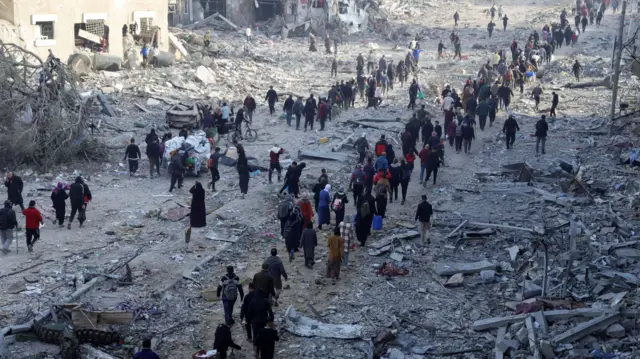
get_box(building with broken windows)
[0,0,168,61]
[171,0,367,36]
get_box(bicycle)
[227,119,258,143]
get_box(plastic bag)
[418,91,425,100]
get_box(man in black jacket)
[303,95,317,131]
[0,200,18,254]
[279,162,306,198]
[124,138,141,176]
[247,290,274,354]
[502,115,520,149]
[146,139,160,178]
[213,323,241,359]
[283,94,294,126]
[535,115,549,154]
[168,153,185,192]
[255,319,280,359]
[4,172,24,211]
[265,86,279,115]
[550,92,559,117]
[68,177,90,229]
[264,248,288,307]
[415,195,433,246]
[240,282,257,341]
[252,264,276,302]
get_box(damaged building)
[0,0,168,61]
[171,0,367,35]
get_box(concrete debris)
[444,273,464,287]
[284,306,363,339]
[195,66,216,85]
[434,260,496,276]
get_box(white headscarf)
[324,184,331,193]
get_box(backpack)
[207,157,215,169]
[375,182,388,198]
[278,201,292,219]
[354,171,364,185]
[222,275,239,301]
[332,197,344,211]
[360,201,371,218]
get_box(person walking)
[68,177,90,229]
[213,322,242,359]
[331,186,348,225]
[425,148,442,186]
[146,138,161,178]
[247,290,273,357]
[132,338,160,359]
[292,96,304,130]
[572,60,582,81]
[399,159,411,204]
[326,226,344,284]
[300,222,317,268]
[389,159,401,203]
[169,153,185,192]
[0,200,18,254]
[124,138,141,176]
[531,84,543,111]
[453,11,460,26]
[4,172,24,211]
[317,184,331,230]
[208,146,227,191]
[264,248,288,307]
[277,194,294,238]
[535,115,549,154]
[503,115,520,149]
[415,195,433,246]
[243,95,257,123]
[189,182,206,229]
[502,14,509,31]
[353,133,369,164]
[550,92,559,117]
[216,266,245,325]
[374,171,390,218]
[265,86,279,115]
[349,164,366,206]
[253,263,276,305]
[355,192,376,247]
[240,282,257,341]
[237,146,250,199]
[462,121,475,154]
[283,95,294,126]
[22,200,42,253]
[268,146,284,183]
[50,183,68,227]
[255,320,279,359]
[339,220,355,267]
[284,203,303,261]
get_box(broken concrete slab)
[525,316,542,359]
[96,94,116,117]
[205,232,239,243]
[533,311,549,334]
[389,252,404,262]
[444,273,464,287]
[605,323,625,338]
[168,33,189,58]
[523,280,542,299]
[195,66,216,84]
[614,248,640,258]
[508,245,520,261]
[552,312,621,344]
[162,207,191,221]
[472,308,638,331]
[298,150,351,162]
[284,305,363,339]
[539,340,555,359]
[367,231,420,256]
[434,259,496,276]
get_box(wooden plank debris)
[434,260,496,276]
[134,103,150,113]
[552,312,621,344]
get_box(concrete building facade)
[0,0,168,61]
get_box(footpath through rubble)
[0,0,639,358]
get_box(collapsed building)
[171,0,368,36]
[0,0,168,62]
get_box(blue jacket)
[140,47,149,57]
[375,156,389,171]
[319,190,331,208]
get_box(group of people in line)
[0,172,92,255]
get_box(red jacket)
[447,122,456,137]
[405,153,416,164]
[373,170,392,183]
[318,103,327,118]
[269,148,284,164]
[419,149,431,165]
[22,207,43,229]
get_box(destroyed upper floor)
[0,0,168,61]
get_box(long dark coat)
[4,176,23,205]
[300,228,318,261]
[189,184,206,228]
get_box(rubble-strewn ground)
[1,0,640,358]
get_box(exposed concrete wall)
[0,0,15,24]
[10,0,168,62]
[226,0,254,27]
